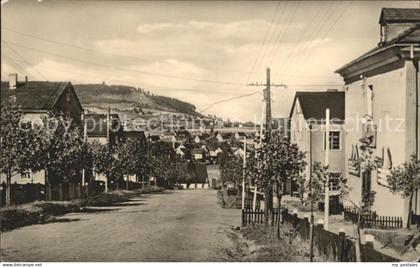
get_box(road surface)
[1,190,242,261]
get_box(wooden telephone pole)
[248,68,287,137]
[248,67,287,218]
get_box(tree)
[303,162,349,207]
[267,132,306,237]
[246,131,306,234]
[34,112,85,200]
[388,155,420,229]
[114,138,148,190]
[220,154,242,189]
[91,142,117,192]
[0,98,40,205]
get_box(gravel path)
[1,190,242,262]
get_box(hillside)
[73,83,201,116]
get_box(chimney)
[9,73,17,90]
[25,76,28,86]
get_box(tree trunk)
[264,183,273,226]
[126,176,129,190]
[5,168,12,206]
[355,211,362,262]
[407,191,414,229]
[277,192,282,239]
[45,169,49,201]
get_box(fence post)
[85,183,89,198]
[281,208,287,224]
[338,229,346,262]
[316,218,324,228]
[292,209,298,229]
[242,209,246,227]
[303,216,309,240]
[59,183,63,201]
[363,234,375,262]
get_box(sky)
[1,0,418,122]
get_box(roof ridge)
[388,23,420,44]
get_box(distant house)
[123,130,146,144]
[234,131,247,140]
[209,147,223,157]
[194,135,201,143]
[1,76,84,189]
[159,130,177,143]
[148,134,161,143]
[215,132,224,142]
[233,147,245,158]
[220,132,234,143]
[335,7,420,224]
[289,91,345,196]
[84,111,124,146]
[271,117,289,136]
[191,148,205,161]
[175,145,186,157]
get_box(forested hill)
[73,83,200,116]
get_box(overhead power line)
[2,40,48,80]
[266,0,301,68]
[245,0,282,84]
[2,39,248,87]
[199,91,261,113]
[1,27,260,76]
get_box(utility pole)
[249,67,287,219]
[324,108,330,230]
[242,136,247,210]
[248,67,287,138]
[309,123,314,262]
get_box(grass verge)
[239,224,333,262]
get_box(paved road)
[1,190,241,261]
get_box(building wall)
[290,100,345,188]
[1,170,45,185]
[344,64,410,220]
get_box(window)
[20,171,31,179]
[324,131,340,150]
[329,172,342,191]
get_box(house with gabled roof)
[84,111,124,146]
[1,75,84,125]
[1,75,84,200]
[335,8,420,224]
[289,90,345,196]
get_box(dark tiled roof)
[290,91,345,122]
[380,8,420,24]
[1,81,69,110]
[148,135,161,142]
[221,132,234,139]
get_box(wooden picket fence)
[241,207,400,262]
[242,208,281,226]
[343,206,403,229]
